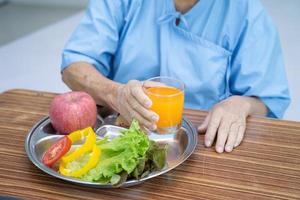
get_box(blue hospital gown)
[61,0,290,118]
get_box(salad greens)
[63,120,167,185]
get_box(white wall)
[0,13,84,93]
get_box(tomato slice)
[42,136,71,167]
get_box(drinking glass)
[143,76,185,134]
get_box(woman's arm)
[62,62,119,107]
[198,1,290,154]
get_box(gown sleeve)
[229,1,290,118]
[61,0,126,77]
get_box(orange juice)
[146,86,184,129]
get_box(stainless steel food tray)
[25,115,198,188]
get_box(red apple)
[49,91,97,134]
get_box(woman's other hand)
[198,96,267,153]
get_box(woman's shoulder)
[205,0,272,52]
[111,0,144,11]
[226,0,266,19]
[111,0,149,20]
[89,0,144,14]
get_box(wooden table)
[0,89,299,200]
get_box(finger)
[204,110,222,147]
[124,101,155,130]
[225,122,239,152]
[234,124,246,147]
[215,118,231,153]
[123,85,157,127]
[198,111,211,133]
[131,82,152,108]
[127,94,159,123]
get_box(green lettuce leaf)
[82,119,150,182]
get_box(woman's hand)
[198,96,267,153]
[110,80,159,130]
[62,64,159,130]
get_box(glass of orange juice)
[143,76,184,134]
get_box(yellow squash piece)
[62,127,96,163]
[59,145,101,177]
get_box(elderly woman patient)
[60,0,290,153]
